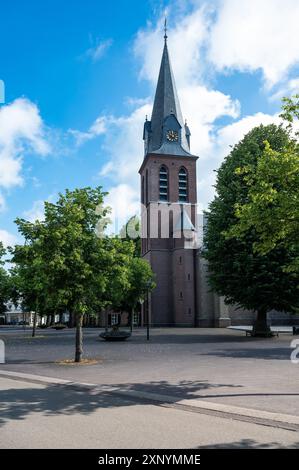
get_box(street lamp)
[139,295,149,341]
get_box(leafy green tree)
[10,223,49,337]
[40,187,111,362]
[12,187,112,360]
[279,94,299,133]
[227,97,299,274]
[119,216,141,256]
[0,243,10,316]
[227,141,299,273]
[103,238,155,329]
[204,124,299,336]
[123,257,156,329]
[89,237,133,330]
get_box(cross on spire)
[164,17,168,43]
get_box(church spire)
[164,17,168,43]
[143,22,191,156]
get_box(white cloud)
[92,9,240,216]
[0,98,50,190]
[69,116,107,146]
[23,200,45,222]
[179,85,240,157]
[285,78,299,95]
[22,193,58,223]
[99,161,114,178]
[105,184,140,235]
[216,112,280,150]
[124,96,150,108]
[72,1,298,217]
[83,39,113,62]
[0,229,18,247]
[208,0,299,87]
[198,112,281,208]
[100,104,152,182]
[90,9,240,218]
[0,79,5,103]
[134,7,210,88]
[270,77,299,102]
[0,193,5,212]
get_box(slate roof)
[148,41,191,156]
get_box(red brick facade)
[139,153,198,326]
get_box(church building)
[139,28,295,328]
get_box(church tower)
[139,26,198,326]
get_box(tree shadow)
[200,347,291,360]
[124,333,258,345]
[197,439,299,449]
[0,378,240,426]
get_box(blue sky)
[0,0,299,244]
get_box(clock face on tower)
[166,130,179,142]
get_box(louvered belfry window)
[178,167,188,202]
[159,165,168,201]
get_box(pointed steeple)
[143,25,191,156]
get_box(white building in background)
[3,301,33,325]
[1,302,68,326]
[3,301,49,326]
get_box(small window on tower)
[159,165,168,201]
[178,167,188,202]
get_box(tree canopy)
[226,96,299,274]
[204,122,299,335]
[0,243,10,316]
[10,187,155,360]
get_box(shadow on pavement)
[200,347,291,360]
[197,439,299,449]
[0,379,239,425]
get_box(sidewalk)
[1,373,299,449]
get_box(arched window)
[159,165,168,201]
[178,167,188,202]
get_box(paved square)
[0,327,298,448]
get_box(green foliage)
[204,124,299,316]
[10,223,48,315]
[34,187,111,318]
[226,95,299,275]
[227,141,299,273]
[119,215,141,257]
[0,243,10,315]
[279,94,299,134]
[121,257,156,314]
[10,186,155,359]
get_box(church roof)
[148,40,191,155]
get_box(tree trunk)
[69,312,75,328]
[105,310,108,333]
[252,309,272,337]
[32,309,37,338]
[130,309,134,332]
[75,315,83,363]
